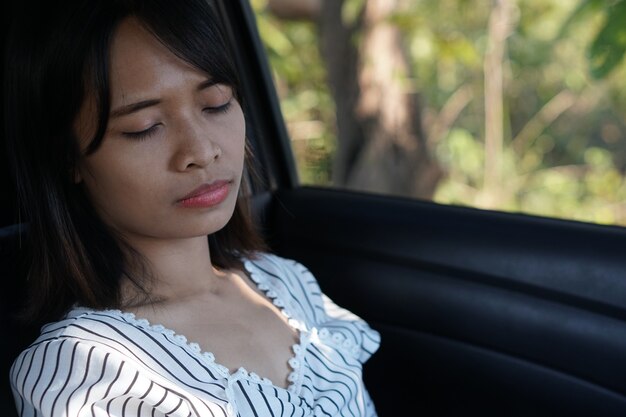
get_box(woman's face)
[74,18,246,246]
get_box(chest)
[135,286,299,389]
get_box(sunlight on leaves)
[254,0,626,226]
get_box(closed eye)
[122,124,161,141]
[203,101,232,114]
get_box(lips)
[178,180,232,208]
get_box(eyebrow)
[197,78,219,91]
[109,79,220,118]
[110,99,161,119]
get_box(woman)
[6,1,380,416]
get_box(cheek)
[79,148,164,216]
[223,107,247,163]
[81,162,167,237]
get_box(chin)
[190,207,236,237]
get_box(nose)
[172,118,222,171]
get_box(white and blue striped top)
[10,253,381,416]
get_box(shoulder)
[241,252,326,320]
[242,251,311,275]
[10,309,229,416]
[242,252,321,292]
[243,253,381,363]
[10,313,137,416]
[10,308,175,386]
[11,310,140,378]
[20,308,149,353]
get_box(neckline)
[73,253,308,394]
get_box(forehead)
[108,18,206,100]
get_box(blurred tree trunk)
[483,0,514,207]
[268,0,441,198]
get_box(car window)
[252,0,626,227]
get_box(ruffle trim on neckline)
[242,256,309,394]
[70,253,310,394]
[72,307,308,393]
[239,253,364,372]
[317,327,362,359]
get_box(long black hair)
[4,0,266,322]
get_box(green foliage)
[342,0,366,27]
[251,0,336,185]
[561,0,626,79]
[253,0,626,226]
[435,129,626,225]
[588,1,626,78]
[557,0,604,38]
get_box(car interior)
[2,1,626,416]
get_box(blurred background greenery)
[251,0,626,226]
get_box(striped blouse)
[10,252,381,416]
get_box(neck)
[121,235,224,306]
